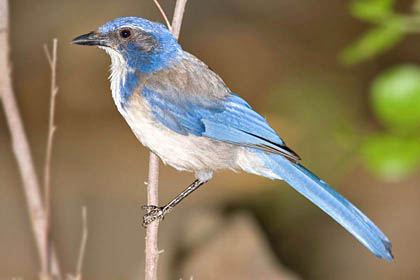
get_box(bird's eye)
[120,29,131,39]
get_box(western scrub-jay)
[72,17,393,260]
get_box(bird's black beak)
[71,31,109,47]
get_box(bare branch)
[171,0,188,39]
[145,1,188,280]
[66,207,88,280]
[145,152,160,280]
[153,0,172,32]
[0,2,61,278]
[43,38,59,277]
[43,45,53,67]
[76,206,88,279]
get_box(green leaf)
[350,0,395,22]
[361,133,420,181]
[371,64,420,130]
[340,19,405,65]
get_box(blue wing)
[141,86,299,160]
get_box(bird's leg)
[142,179,207,227]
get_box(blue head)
[72,17,182,73]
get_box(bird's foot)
[141,205,172,227]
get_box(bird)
[72,16,393,261]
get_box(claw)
[142,205,172,227]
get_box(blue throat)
[119,71,141,106]
[119,44,181,107]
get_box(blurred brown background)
[1,0,419,279]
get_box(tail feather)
[261,152,393,261]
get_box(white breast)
[101,46,129,116]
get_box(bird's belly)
[122,95,238,173]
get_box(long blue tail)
[259,152,393,261]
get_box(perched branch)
[171,0,187,39]
[43,38,59,277]
[145,1,188,280]
[145,152,160,280]
[0,1,61,278]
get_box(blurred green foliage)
[340,0,420,64]
[361,133,420,181]
[350,0,396,22]
[340,19,405,65]
[364,65,420,181]
[371,64,420,130]
[342,1,420,181]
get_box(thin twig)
[145,2,188,279]
[76,206,88,279]
[171,0,188,39]
[43,38,59,277]
[66,207,88,280]
[153,0,172,32]
[0,1,61,279]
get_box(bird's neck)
[127,46,181,73]
[106,47,181,114]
